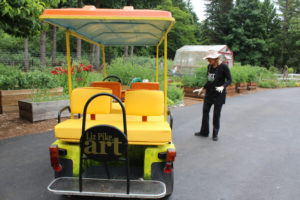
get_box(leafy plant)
[286,80,297,87]
[288,68,294,73]
[106,56,173,85]
[258,79,277,88]
[269,66,279,73]
[181,75,198,87]
[181,67,207,87]
[167,85,184,105]
[50,63,93,93]
[167,97,174,106]
[0,64,60,90]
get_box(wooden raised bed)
[182,87,204,98]
[0,87,63,114]
[18,99,70,122]
[236,83,248,93]
[226,85,236,94]
[247,82,257,90]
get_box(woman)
[193,50,232,141]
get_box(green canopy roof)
[40,6,175,46]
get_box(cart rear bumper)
[48,177,166,199]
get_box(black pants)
[199,101,223,136]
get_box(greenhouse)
[173,45,234,74]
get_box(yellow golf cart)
[40,5,176,199]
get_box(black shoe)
[212,128,219,141]
[212,136,218,141]
[194,132,209,137]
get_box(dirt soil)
[0,87,270,140]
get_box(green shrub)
[167,85,184,104]
[258,80,277,88]
[167,97,174,106]
[286,80,297,87]
[181,75,198,87]
[87,72,103,84]
[269,66,279,73]
[0,65,60,90]
[230,66,248,83]
[194,67,207,86]
[276,80,286,88]
[107,57,157,85]
[288,67,294,73]
[181,67,207,87]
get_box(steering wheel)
[103,75,122,84]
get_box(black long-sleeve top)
[203,62,232,104]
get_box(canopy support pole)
[164,34,168,121]
[156,45,159,82]
[102,46,107,78]
[66,31,74,119]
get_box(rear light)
[164,149,176,174]
[166,149,176,162]
[164,163,172,173]
[49,145,62,172]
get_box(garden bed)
[182,87,204,98]
[0,87,63,114]
[18,98,70,122]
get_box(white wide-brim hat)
[203,50,221,60]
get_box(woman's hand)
[215,86,224,93]
[193,87,203,95]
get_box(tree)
[40,23,47,66]
[276,0,300,69]
[0,0,45,70]
[77,0,82,61]
[259,0,281,67]
[52,26,57,66]
[225,0,267,66]
[157,0,199,58]
[204,0,233,44]
[39,1,63,66]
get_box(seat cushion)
[71,87,112,114]
[55,118,171,145]
[125,90,164,116]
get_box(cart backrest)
[71,87,112,114]
[131,82,160,90]
[125,90,163,116]
[92,81,122,100]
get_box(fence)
[275,73,300,81]
[0,50,108,71]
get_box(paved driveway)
[1,88,300,200]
